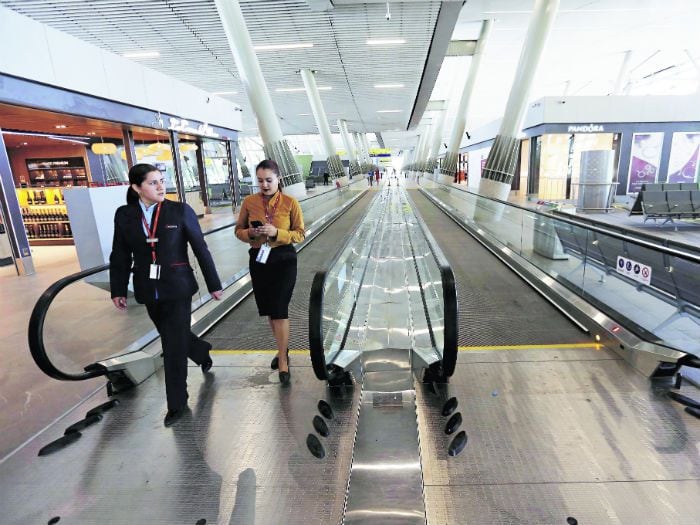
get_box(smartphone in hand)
[251,220,263,228]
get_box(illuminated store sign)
[168,118,219,138]
[568,124,605,133]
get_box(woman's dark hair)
[255,159,280,175]
[126,163,159,204]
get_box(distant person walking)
[323,171,330,186]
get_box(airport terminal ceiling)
[1,0,699,153]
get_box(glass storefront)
[0,101,238,274]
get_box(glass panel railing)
[29,183,369,381]
[404,200,458,376]
[421,184,700,356]
[309,186,458,381]
[309,194,380,380]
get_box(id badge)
[149,264,161,280]
[256,244,271,264]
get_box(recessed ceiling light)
[87,132,96,136]
[254,43,313,51]
[298,113,312,116]
[375,83,405,89]
[367,39,406,45]
[21,142,28,145]
[276,86,331,92]
[55,125,67,129]
[377,110,403,113]
[212,91,238,95]
[123,51,160,59]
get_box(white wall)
[0,6,242,132]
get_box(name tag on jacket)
[165,224,178,229]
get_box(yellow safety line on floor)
[458,343,603,351]
[211,349,309,354]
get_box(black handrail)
[436,182,700,264]
[309,188,386,380]
[28,264,111,381]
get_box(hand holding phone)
[251,220,263,228]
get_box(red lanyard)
[141,202,162,263]
[262,193,281,223]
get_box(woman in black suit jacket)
[110,164,223,427]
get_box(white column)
[213,0,305,197]
[440,19,492,185]
[339,120,361,178]
[613,50,632,95]
[300,69,345,185]
[480,0,560,201]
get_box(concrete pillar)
[214,0,305,198]
[300,69,346,186]
[354,133,369,171]
[440,19,493,185]
[427,115,446,179]
[686,50,700,95]
[339,120,361,178]
[479,0,559,201]
[613,50,632,95]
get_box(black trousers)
[146,298,210,410]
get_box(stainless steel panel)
[344,384,426,525]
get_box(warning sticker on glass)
[616,256,652,285]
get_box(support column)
[440,19,493,186]
[354,133,369,172]
[479,0,559,201]
[0,129,34,275]
[121,127,137,169]
[169,130,186,204]
[195,140,210,214]
[300,69,346,186]
[613,50,632,95]
[339,120,361,179]
[214,0,305,198]
[427,115,445,179]
[228,140,241,208]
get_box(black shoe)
[164,407,187,427]
[279,370,291,385]
[201,357,213,373]
[270,348,289,370]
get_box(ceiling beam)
[406,1,465,130]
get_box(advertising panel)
[667,132,700,184]
[627,132,663,193]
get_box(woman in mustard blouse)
[235,159,305,385]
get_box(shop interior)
[0,103,236,276]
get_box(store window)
[667,132,700,184]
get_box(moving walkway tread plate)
[0,365,360,525]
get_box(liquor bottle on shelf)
[63,223,72,238]
[27,190,35,205]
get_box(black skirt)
[249,245,297,320]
